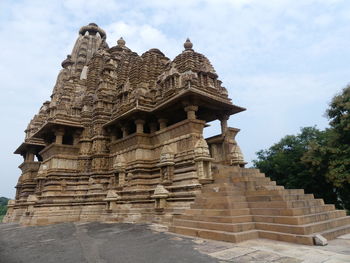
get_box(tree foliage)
[0,197,9,218]
[254,85,350,210]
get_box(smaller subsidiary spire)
[184,38,193,50]
[61,55,74,68]
[117,37,126,47]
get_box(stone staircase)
[169,165,350,245]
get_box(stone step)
[202,183,241,191]
[175,214,253,224]
[173,219,255,232]
[255,216,350,235]
[185,208,251,217]
[200,191,245,197]
[257,230,314,245]
[253,210,347,225]
[214,174,267,183]
[169,225,259,243]
[241,168,263,175]
[318,224,350,241]
[245,189,304,196]
[231,177,272,183]
[246,194,315,202]
[190,201,249,209]
[195,195,247,203]
[250,204,336,216]
[248,199,324,209]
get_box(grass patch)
[0,215,4,222]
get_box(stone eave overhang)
[104,87,246,128]
[14,141,46,155]
[32,120,84,138]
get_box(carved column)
[25,151,35,162]
[220,115,229,134]
[184,105,198,120]
[135,119,145,134]
[55,128,65,144]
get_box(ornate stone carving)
[194,138,213,184]
[151,184,169,213]
[158,145,175,185]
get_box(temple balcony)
[39,143,79,161]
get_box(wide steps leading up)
[250,204,336,216]
[255,216,350,235]
[175,214,253,223]
[170,166,350,245]
[185,208,251,217]
[173,219,255,232]
[169,225,259,243]
[253,210,346,225]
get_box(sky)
[0,0,350,198]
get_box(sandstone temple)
[4,23,350,245]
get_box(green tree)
[253,127,339,207]
[303,85,350,209]
[0,197,9,221]
[254,85,350,210]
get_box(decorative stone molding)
[230,144,246,167]
[26,194,39,216]
[158,145,175,185]
[112,155,126,188]
[151,184,169,213]
[104,189,121,211]
[194,138,213,184]
[37,164,48,178]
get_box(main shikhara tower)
[5,23,350,245]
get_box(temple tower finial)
[117,37,126,47]
[184,38,193,50]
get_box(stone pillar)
[25,151,35,162]
[135,119,145,134]
[220,115,229,134]
[121,127,129,137]
[158,118,168,130]
[55,128,65,144]
[149,122,157,133]
[184,105,198,120]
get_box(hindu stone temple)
[4,23,350,245]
